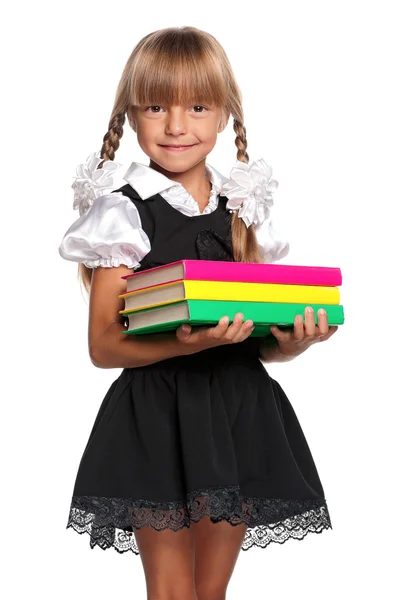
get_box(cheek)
[136,120,157,142]
[201,129,218,148]
[196,121,218,144]
[136,126,160,154]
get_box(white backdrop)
[2,0,393,598]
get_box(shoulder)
[111,183,143,202]
[111,184,162,216]
[58,191,151,269]
[81,190,146,229]
[111,183,160,208]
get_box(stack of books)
[118,260,344,337]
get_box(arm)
[88,265,257,369]
[88,265,190,369]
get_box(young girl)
[59,26,338,600]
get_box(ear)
[127,107,137,132]
[218,109,230,133]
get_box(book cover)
[121,260,342,292]
[125,321,275,337]
[122,299,345,335]
[119,280,341,314]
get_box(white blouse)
[59,160,290,270]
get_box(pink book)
[121,260,342,293]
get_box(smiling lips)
[160,144,196,151]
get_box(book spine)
[184,261,342,286]
[187,300,345,325]
[121,260,185,281]
[184,281,340,304]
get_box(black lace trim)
[66,485,332,554]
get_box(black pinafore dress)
[66,184,332,554]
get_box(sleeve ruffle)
[58,192,151,269]
[254,218,290,263]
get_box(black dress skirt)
[66,186,332,554]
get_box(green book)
[122,299,344,336]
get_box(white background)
[2,0,393,598]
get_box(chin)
[151,155,185,170]
[161,148,210,164]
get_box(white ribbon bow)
[221,158,279,228]
[72,151,122,216]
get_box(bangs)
[129,36,228,108]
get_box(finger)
[208,315,231,341]
[223,312,245,341]
[232,319,255,343]
[292,314,305,341]
[317,308,329,336]
[270,324,292,342]
[304,306,316,337]
[179,318,225,344]
[176,323,192,341]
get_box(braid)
[230,118,263,263]
[78,110,127,295]
[97,111,126,168]
[233,119,249,164]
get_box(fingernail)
[319,309,326,316]
[306,307,313,314]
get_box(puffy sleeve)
[255,218,290,263]
[58,192,151,269]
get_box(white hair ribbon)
[72,150,122,216]
[221,158,279,228]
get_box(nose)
[164,106,187,136]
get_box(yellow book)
[119,280,340,315]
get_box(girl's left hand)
[269,306,338,359]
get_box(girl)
[59,26,338,600]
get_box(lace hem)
[66,485,332,554]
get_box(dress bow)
[72,150,122,216]
[220,158,279,228]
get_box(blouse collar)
[123,161,230,200]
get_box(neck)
[149,159,212,209]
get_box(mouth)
[159,144,196,151]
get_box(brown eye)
[146,106,162,113]
[193,106,206,112]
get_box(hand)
[176,312,255,354]
[269,306,338,359]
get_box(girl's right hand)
[175,313,255,354]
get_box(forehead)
[129,51,227,109]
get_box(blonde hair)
[78,26,263,294]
